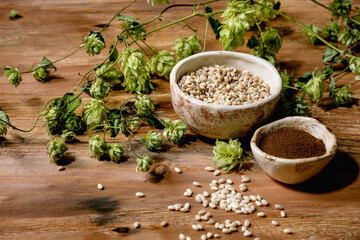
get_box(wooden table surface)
[0,0,359,239]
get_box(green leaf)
[63,93,82,116]
[109,44,119,62]
[0,111,10,124]
[319,65,334,78]
[329,76,336,95]
[109,119,120,138]
[117,15,137,22]
[38,56,56,71]
[322,47,340,63]
[143,115,164,129]
[246,35,260,49]
[205,6,222,40]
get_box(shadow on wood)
[282,151,359,193]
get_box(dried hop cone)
[81,31,105,56]
[32,67,50,82]
[331,85,352,106]
[4,66,22,87]
[61,129,76,143]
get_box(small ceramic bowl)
[169,51,282,139]
[250,116,337,184]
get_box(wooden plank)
[0,0,359,239]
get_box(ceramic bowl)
[250,116,337,184]
[169,51,282,139]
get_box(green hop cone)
[81,31,105,56]
[135,75,154,94]
[338,28,360,46]
[89,78,111,100]
[42,106,63,135]
[47,138,68,163]
[64,113,86,135]
[302,72,325,101]
[254,0,278,21]
[32,67,50,82]
[107,143,124,163]
[134,94,156,116]
[4,66,22,87]
[221,1,257,32]
[350,57,360,75]
[142,131,162,151]
[330,0,352,19]
[95,62,123,86]
[89,135,108,160]
[211,138,245,171]
[136,154,153,172]
[187,35,202,53]
[261,28,282,53]
[219,25,245,51]
[302,24,322,45]
[83,99,109,130]
[163,118,188,144]
[322,20,340,41]
[61,129,76,143]
[150,50,176,77]
[120,48,149,79]
[173,38,193,60]
[121,20,146,40]
[331,85,353,106]
[128,116,140,131]
[173,34,201,60]
[9,10,20,20]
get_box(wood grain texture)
[0,0,359,239]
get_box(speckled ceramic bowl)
[170,51,282,139]
[250,116,337,184]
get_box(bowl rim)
[170,51,282,110]
[250,116,338,164]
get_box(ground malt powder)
[259,127,326,159]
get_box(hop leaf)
[211,139,246,171]
[150,50,176,77]
[350,57,360,75]
[261,28,282,53]
[108,143,124,163]
[83,99,109,130]
[81,31,105,56]
[163,118,188,144]
[136,154,153,172]
[279,94,310,117]
[331,84,353,106]
[302,72,325,101]
[89,78,111,99]
[47,138,68,163]
[95,62,123,86]
[61,129,76,143]
[142,131,162,151]
[0,111,10,137]
[4,66,22,87]
[134,94,156,116]
[89,135,108,160]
